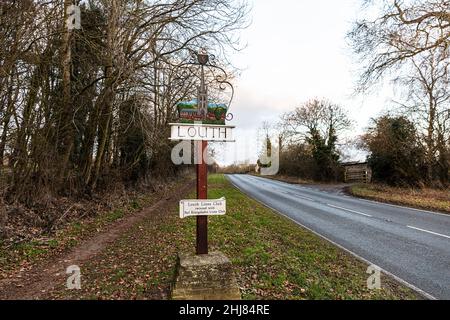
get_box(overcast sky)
[215,0,397,166]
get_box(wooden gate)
[343,162,372,183]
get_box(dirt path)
[0,180,194,300]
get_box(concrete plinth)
[172,251,241,300]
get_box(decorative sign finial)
[197,49,209,65]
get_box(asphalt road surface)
[227,174,450,299]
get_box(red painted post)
[196,140,208,255]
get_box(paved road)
[227,174,450,299]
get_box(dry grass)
[45,175,421,300]
[349,184,450,214]
[0,174,193,277]
[184,175,421,300]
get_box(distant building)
[342,162,372,183]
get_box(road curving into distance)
[227,174,450,300]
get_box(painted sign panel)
[177,100,228,125]
[170,123,235,142]
[180,198,226,219]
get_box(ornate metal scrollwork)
[205,59,235,121]
[176,48,235,123]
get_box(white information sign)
[170,123,235,142]
[180,197,227,219]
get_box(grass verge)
[51,174,420,300]
[182,175,420,300]
[0,178,189,279]
[348,184,449,214]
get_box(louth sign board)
[170,123,235,142]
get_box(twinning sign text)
[180,198,227,219]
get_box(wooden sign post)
[170,50,234,256]
[196,140,208,255]
[170,123,233,254]
[171,51,240,300]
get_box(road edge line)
[226,175,437,301]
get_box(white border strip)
[226,175,437,300]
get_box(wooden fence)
[343,163,372,183]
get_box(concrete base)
[172,251,241,300]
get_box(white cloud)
[215,0,397,165]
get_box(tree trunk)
[58,0,75,184]
[426,98,436,182]
[89,0,118,190]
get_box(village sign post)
[170,50,234,255]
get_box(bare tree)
[349,0,449,90]
[349,0,449,184]
[279,99,352,181]
[282,99,353,146]
[0,0,250,203]
[395,48,450,181]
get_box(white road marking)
[298,195,314,201]
[226,176,436,300]
[282,191,314,201]
[327,204,372,217]
[407,226,450,240]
